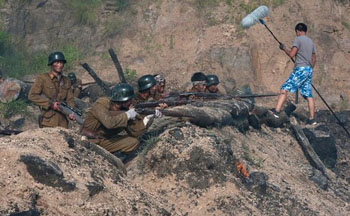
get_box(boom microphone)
[241,5,269,29]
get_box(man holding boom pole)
[271,23,317,125]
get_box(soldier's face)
[207,85,218,93]
[121,100,132,109]
[194,84,206,92]
[150,85,157,95]
[51,61,65,73]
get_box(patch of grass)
[0,100,29,119]
[272,0,285,8]
[342,20,350,30]
[0,27,82,78]
[124,67,137,83]
[169,34,174,49]
[242,142,264,168]
[338,95,349,111]
[67,0,102,26]
[137,135,159,175]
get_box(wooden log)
[290,122,329,178]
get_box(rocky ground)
[1,103,350,215]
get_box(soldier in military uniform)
[205,74,226,94]
[188,72,207,93]
[67,72,82,98]
[28,52,75,128]
[152,74,167,100]
[81,83,155,162]
[134,74,158,103]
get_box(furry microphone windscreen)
[241,5,269,29]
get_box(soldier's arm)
[28,75,51,110]
[126,118,146,137]
[92,102,129,129]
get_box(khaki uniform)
[82,97,146,153]
[28,73,74,128]
[71,78,82,98]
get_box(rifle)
[58,102,84,125]
[167,92,280,100]
[81,63,112,96]
[108,48,127,83]
[134,100,203,109]
[0,129,23,135]
[109,109,193,118]
[135,108,193,118]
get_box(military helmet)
[48,52,66,66]
[191,72,207,82]
[111,83,135,102]
[138,75,157,92]
[206,74,219,86]
[67,72,77,84]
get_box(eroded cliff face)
[1,0,349,110]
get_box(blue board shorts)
[281,66,313,98]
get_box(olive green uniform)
[28,73,74,128]
[71,78,82,98]
[82,97,146,153]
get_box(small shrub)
[272,0,285,8]
[67,0,102,25]
[342,20,350,30]
[137,134,159,175]
[0,100,29,119]
[124,68,137,83]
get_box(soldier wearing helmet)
[152,74,167,100]
[28,52,75,128]
[135,74,157,103]
[188,72,207,93]
[205,74,223,94]
[67,72,83,98]
[81,83,154,163]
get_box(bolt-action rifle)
[134,100,203,109]
[58,102,84,125]
[167,92,280,99]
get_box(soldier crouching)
[81,83,155,163]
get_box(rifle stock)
[58,102,84,125]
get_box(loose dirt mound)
[0,128,171,215]
[128,124,350,216]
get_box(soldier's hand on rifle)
[126,108,139,120]
[154,109,162,118]
[68,113,76,121]
[157,103,168,109]
[50,102,61,111]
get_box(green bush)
[124,67,137,83]
[67,0,102,25]
[0,100,29,119]
[0,27,82,78]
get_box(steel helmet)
[206,75,219,86]
[191,72,207,82]
[48,52,66,66]
[111,83,135,102]
[67,72,77,84]
[138,75,156,92]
